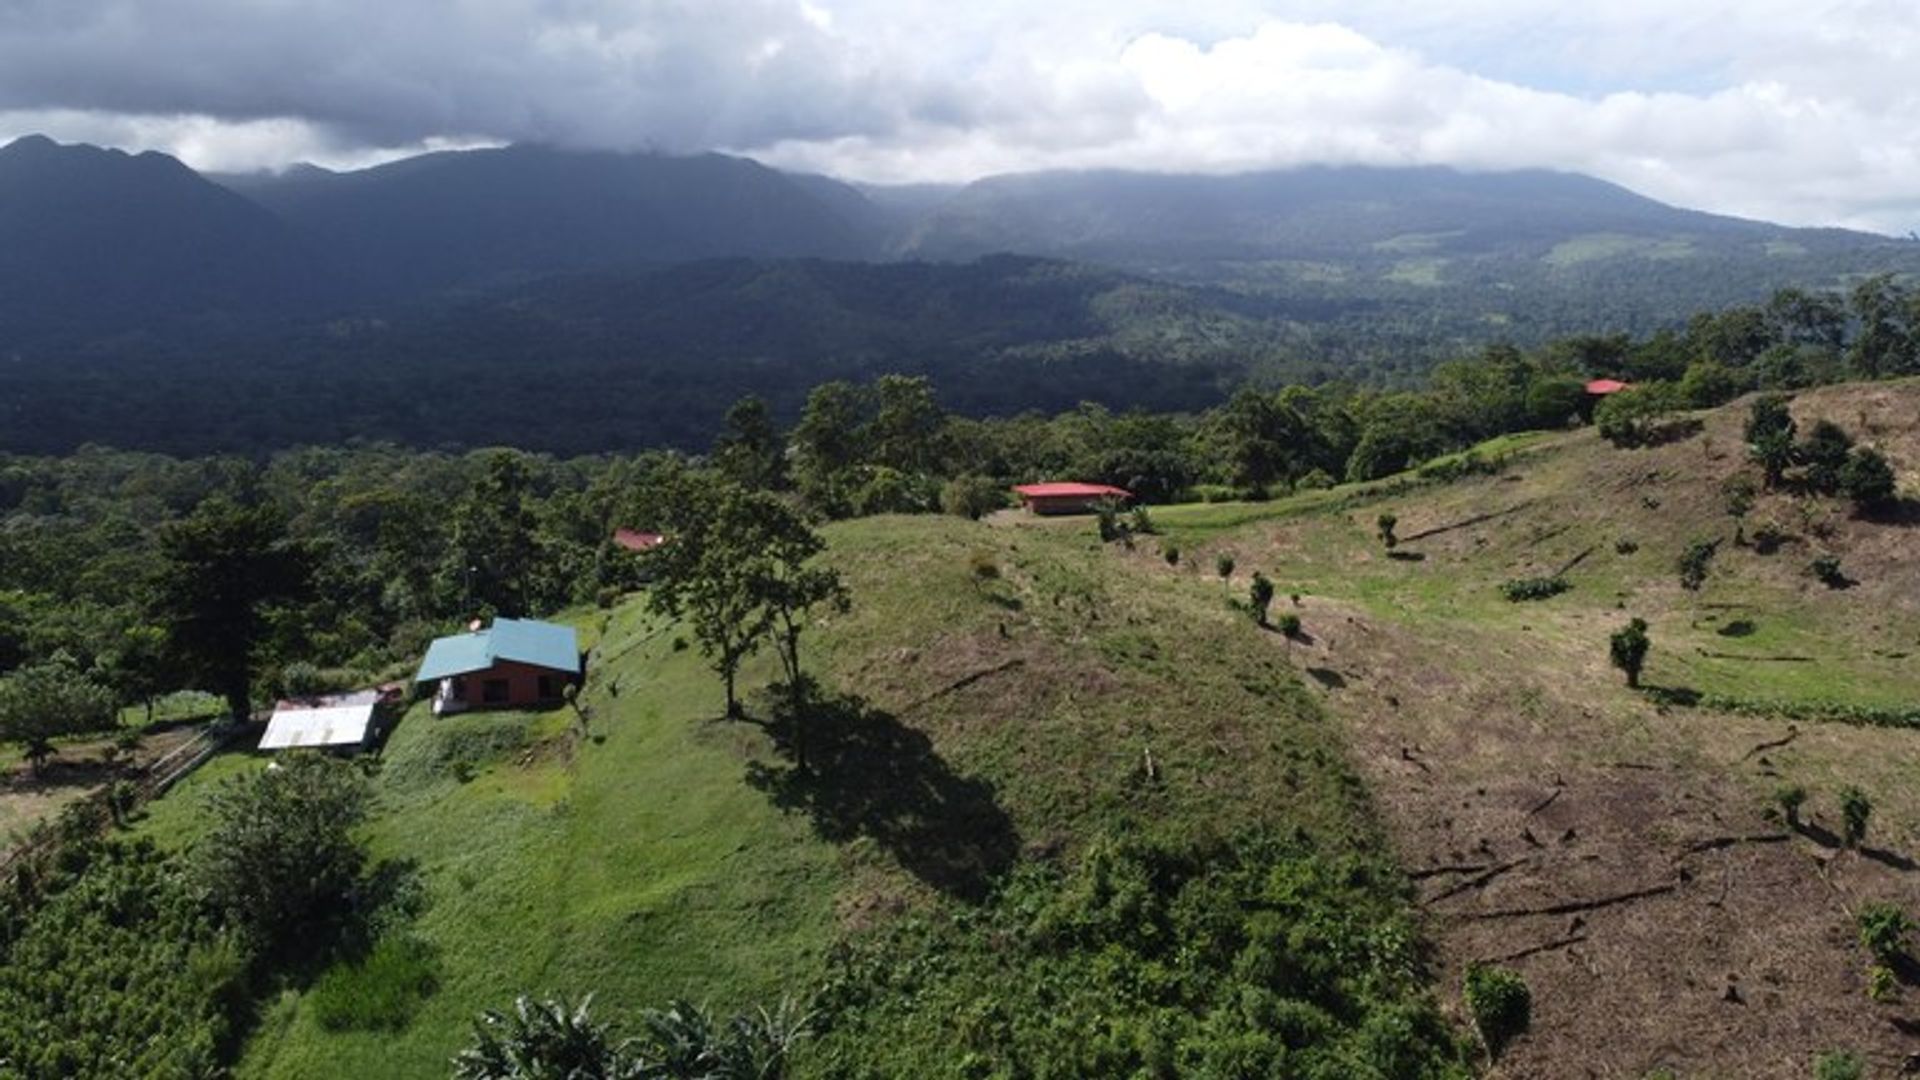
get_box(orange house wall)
[453,659,576,708]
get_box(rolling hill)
[134,378,1920,1076]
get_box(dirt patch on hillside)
[1280,597,1920,1078]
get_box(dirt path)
[1279,597,1920,1078]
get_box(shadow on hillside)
[1861,496,1920,528]
[746,685,1019,903]
[1862,845,1919,873]
[1790,819,1842,850]
[1386,550,1427,562]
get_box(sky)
[1,1,1916,234]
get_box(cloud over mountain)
[0,1,1915,232]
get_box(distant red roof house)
[612,528,666,552]
[1012,482,1133,516]
[1585,378,1632,395]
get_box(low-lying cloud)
[1,1,1915,233]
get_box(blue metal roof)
[413,618,581,682]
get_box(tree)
[0,653,118,773]
[1376,513,1398,550]
[868,375,944,475]
[939,475,1005,520]
[712,395,787,492]
[1840,786,1873,848]
[1798,420,1854,495]
[453,994,641,1080]
[1610,618,1650,688]
[194,751,368,947]
[1593,384,1681,448]
[1249,572,1275,627]
[1744,394,1797,489]
[790,381,868,517]
[1676,538,1719,592]
[1839,447,1897,512]
[647,482,848,737]
[447,452,541,615]
[150,497,310,723]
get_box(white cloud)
[0,1,1915,232]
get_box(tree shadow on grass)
[745,686,1019,903]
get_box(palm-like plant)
[453,994,643,1080]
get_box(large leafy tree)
[713,394,787,492]
[0,652,118,772]
[1743,393,1798,488]
[193,751,369,948]
[150,496,310,723]
[448,452,542,616]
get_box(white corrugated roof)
[260,702,376,750]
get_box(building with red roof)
[1585,378,1632,395]
[612,528,666,552]
[1012,482,1133,516]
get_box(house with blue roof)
[414,617,582,714]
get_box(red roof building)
[1584,378,1632,395]
[612,528,666,552]
[1011,482,1134,516]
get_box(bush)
[1867,964,1897,1002]
[1129,506,1157,536]
[1162,543,1180,566]
[1840,786,1873,848]
[1751,520,1787,554]
[1840,447,1897,512]
[1277,613,1302,638]
[967,550,1000,583]
[1614,537,1638,555]
[193,752,371,947]
[1676,538,1719,591]
[940,474,1008,520]
[1249,573,1275,627]
[310,934,440,1032]
[1857,902,1912,963]
[1774,784,1806,826]
[1215,553,1235,580]
[1799,421,1854,495]
[1462,964,1530,1055]
[1610,618,1651,688]
[1375,513,1398,549]
[1810,554,1845,587]
[1815,1050,1864,1080]
[1501,576,1570,602]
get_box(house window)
[538,675,559,700]
[482,679,509,704]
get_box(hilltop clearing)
[1147,379,1920,1076]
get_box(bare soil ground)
[0,724,202,842]
[1284,598,1920,1078]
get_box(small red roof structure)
[1584,378,1632,395]
[1012,482,1134,516]
[612,528,666,552]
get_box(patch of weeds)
[309,934,440,1032]
[1867,964,1898,1003]
[1810,554,1847,588]
[1676,537,1719,591]
[1463,963,1530,1057]
[1857,902,1912,963]
[1500,576,1570,602]
[1814,1050,1864,1080]
[1613,537,1638,555]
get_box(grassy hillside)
[145,505,1460,1076]
[137,379,1920,1076]
[1146,379,1920,1076]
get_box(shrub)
[1810,554,1845,587]
[967,550,1000,583]
[940,475,1007,520]
[1840,786,1873,848]
[1745,393,1797,488]
[1162,543,1180,566]
[1610,618,1651,688]
[1596,384,1686,447]
[1857,903,1912,963]
[1249,573,1275,627]
[1815,1050,1864,1080]
[1277,613,1302,638]
[1375,513,1398,549]
[1614,537,1638,555]
[1774,784,1806,827]
[1867,964,1897,1003]
[1095,498,1125,543]
[310,934,440,1032]
[1840,447,1897,512]
[1501,576,1569,602]
[1129,506,1157,536]
[1462,964,1530,1055]
[1215,553,1235,581]
[1676,538,1719,591]
[1751,520,1787,554]
[1799,421,1854,495]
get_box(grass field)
[129,379,1920,1076]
